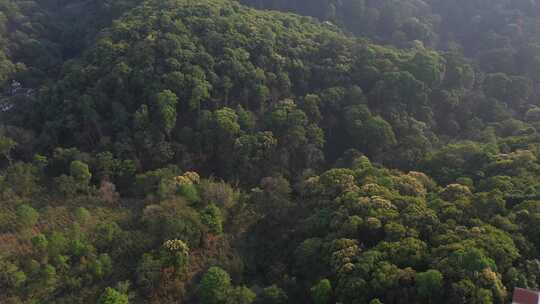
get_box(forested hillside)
[2,0,540,303]
[0,0,141,87]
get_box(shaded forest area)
[2,0,540,303]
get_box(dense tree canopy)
[3,0,540,303]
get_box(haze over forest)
[3,0,540,303]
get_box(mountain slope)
[15,0,488,181]
[0,0,141,88]
[3,0,540,303]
